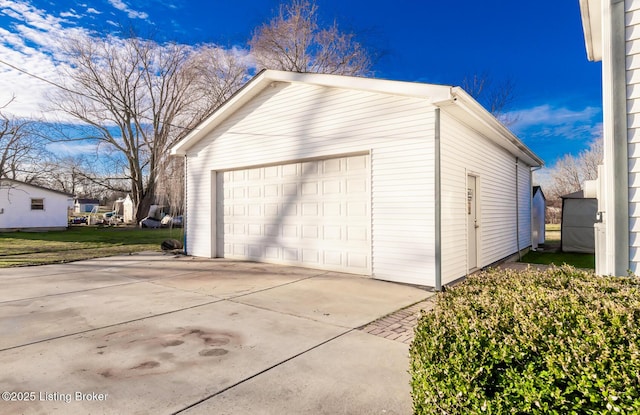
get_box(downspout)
[434,108,442,291]
[516,157,521,260]
[183,155,188,255]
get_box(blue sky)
[0,0,602,167]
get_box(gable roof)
[171,70,543,167]
[533,185,546,200]
[0,179,74,198]
[562,190,597,200]
[75,198,100,204]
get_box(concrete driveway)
[0,253,433,414]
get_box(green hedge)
[410,266,640,414]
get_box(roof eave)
[579,0,603,62]
[0,178,75,197]
[435,87,544,167]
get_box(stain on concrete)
[203,336,230,346]
[131,361,160,370]
[161,339,184,347]
[89,326,241,379]
[199,348,228,357]
[100,369,113,378]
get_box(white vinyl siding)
[626,0,640,265]
[439,111,528,284]
[185,82,437,286]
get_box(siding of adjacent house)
[626,0,640,265]
[439,111,531,284]
[185,82,438,286]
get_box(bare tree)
[35,155,102,197]
[249,0,372,76]
[0,97,48,182]
[546,138,603,208]
[462,72,516,124]
[52,34,248,222]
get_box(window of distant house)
[31,198,44,210]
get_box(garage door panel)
[217,155,371,275]
[283,183,298,196]
[348,155,368,170]
[264,185,279,197]
[347,226,367,241]
[322,180,342,194]
[283,225,297,238]
[348,253,368,268]
[323,202,341,216]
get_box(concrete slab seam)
[0,269,202,305]
[0,272,332,352]
[171,328,355,415]
[0,297,226,353]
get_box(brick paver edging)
[359,298,436,345]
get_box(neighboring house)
[561,190,597,254]
[532,186,546,249]
[171,70,543,289]
[0,179,74,231]
[579,0,638,274]
[74,198,100,213]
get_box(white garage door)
[216,154,371,274]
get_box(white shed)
[561,190,597,254]
[171,70,543,288]
[0,179,74,231]
[114,194,134,223]
[532,186,546,249]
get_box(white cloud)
[507,104,602,142]
[0,0,91,120]
[86,7,100,15]
[107,0,148,20]
[47,141,99,155]
[508,104,599,129]
[60,10,80,19]
[0,0,245,124]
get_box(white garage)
[172,70,542,288]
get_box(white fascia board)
[436,87,543,167]
[579,0,603,62]
[264,70,454,102]
[171,70,454,155]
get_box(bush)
[410,266,640,414]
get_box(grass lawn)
[545,223,560,242]
[519,223,595,270]
[520,250,595,269]
[0,226,184,267]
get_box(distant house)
[74,198,100,213]
[171,70,543,289]
[0,179,74,231]
[532,186,546,249]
